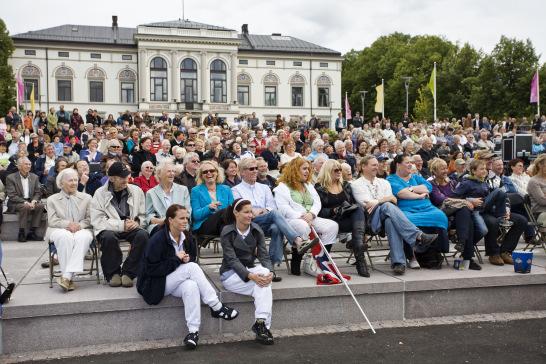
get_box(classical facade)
[9,17,342,126]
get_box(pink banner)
[16,76,24,105]
[530,71,539,103]
[345,94,352,120]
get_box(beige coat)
[90,183,146,236]
[46,191,92,240]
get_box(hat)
[63,142,72,148]
[475,149,495,160]
[377,155,387,162]
[455,158,466,166]
[108,162,131,178]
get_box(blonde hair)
[196,160,225,185]
[428,157,447,176]
[155,160,175,181]
[531,154,546,176]
[316,159,343,189]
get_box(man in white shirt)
[232,157,308,278]
[351,155,437,274]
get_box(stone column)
[171,50,179,104]
[139,49,147,102]
[230,52,237,104]
[200,52,208,103]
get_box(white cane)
[311,226,376,334]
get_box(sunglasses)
[246,167,258,171]
[333,168,342,173]
[111,145,121,149]
[191,160,200,164]
[186,143,195,147]
[202,169,216,175]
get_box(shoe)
[417,233,438,248]
[499,219,513,228]
[109,274,122,287]
[57,277,71,292]
[290,247,302,276]
[183,332,199,350]
[252,319,274,345]
[18,230,27,242]
[210,304,239,321]
[26,232,43,241]
[41,257,59,269]
[408,258,421,269]
[500,252,514,265]
[393,263,406,275]
[355,252,370,278]
[488,255,504,266]
[68,280,76,291]
[468,259,482,270]
[121,274,134,287]
[272,271,282,282]
[297,237,319,255]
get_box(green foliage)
[0,18,15,116]
[342,33,543,121]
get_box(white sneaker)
[408,258,421,269]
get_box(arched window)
[317,75,332,107]
[150,57,168,101]
[119,69,136,104]
[21,65,40,101]
[55,66,74,102]
[87,67,106,103]
[237,73,252,106]
[180,58,197,103]
[290,74,305,107]
[210,59,227,103]
[263,72,279,106]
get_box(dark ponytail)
[390,153,409,175]
[164,204,187,231]
[225,198,252,224]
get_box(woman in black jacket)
[315,159,369,277]
[131,136,157,177]
[137,204,238,350]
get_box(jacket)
[219,223,272,282]
[90,183,146,236]
[131,150,157,177]
[137,225,197,305]
[453,175,489,200]
[315,182,358,219]
[79,149,103,163]
[145,183,191,234]
[6,172,42,208]
[273,182,321,219]
[329,152,357,174]
[46,191,92,240]
[175,170,197,193]
[190,183,233,231]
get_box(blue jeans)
[377,202,420,267]
[253,210,300,266]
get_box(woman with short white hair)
[306,139,328,162]
[46,168,94,291]
[156,139,174,164]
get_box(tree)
[0,18,15,116]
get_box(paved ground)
[26,318,546,364]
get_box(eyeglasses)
[333,168,342,173]
[144,166,154,169]
[191,160,200,164]
[186,143,195,147]
[111,145,121,149]
[202,169,216,175]
[248,145,256,148]
[246,167,258,171]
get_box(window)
[58,51,69,57]
[57,80,72,101]
[293,61,302,66]
[180,58,198,103]
[239,59,248,65]
[90,53,101,59]
[122,54,133,61]
[23,79,39,101]
[292,87,303,106]
[119,69,137,104]
[266,60,276,66]
[265,86,277,106]
[89,81,104,102]
[24,50,36,56]
[318,87,329,107]
[237,85,249,105]
[150,57,168,101]
[210,59,227,103]
[320,62,328,68]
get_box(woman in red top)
[132,161,158,194]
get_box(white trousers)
[164,262,221,333]
[288,217,339,245]
[222,265,273,328]
[49,228,93,278]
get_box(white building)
[9,17,342,126]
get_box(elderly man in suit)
[6,157,45,242]
[46,168,93,291]
[90,161,148,288]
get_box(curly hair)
[277,157,311,190]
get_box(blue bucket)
[512,250,533,274]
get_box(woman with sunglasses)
[190,161,234,236]
[133,161,158,194]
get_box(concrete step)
[1,212,47,242]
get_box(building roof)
[12,24,136,46]
[141,19,233,31]
[238,34,340,56]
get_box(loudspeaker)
[514,134,533,157]
[502,138,513,162]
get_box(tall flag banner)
[16,76,24,107]
[428,62,437,121]
[344,92,352,120]
[30,84,35,116]
[374,79,384,118]
[530,69,540,115]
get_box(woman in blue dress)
[387,154,449,255]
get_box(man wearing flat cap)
[90,162,148,287]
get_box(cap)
[63,142,72,148]
[108,162,131,178]
[475,149,495,160]
[455,158,466,166]
[377,155,387,162]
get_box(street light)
[401,76,412,116]
[359,90,368,122]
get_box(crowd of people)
[1,105,546,348]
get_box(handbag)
[335,201,358,219]
[302,253,320,277]
[440,198,468,216]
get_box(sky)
[3,0,546,60]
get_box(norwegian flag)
[308,229,351,285]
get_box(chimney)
[112,15,118,28]
[112,15,119,43]
[242,24,248,35]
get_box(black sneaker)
[252,319,274,345]
[468,259,482,270]
[272,271,282,282]
[184,332,199,350]
[393,263,406,275]
[211,304,239,320]
[18,230,26,242]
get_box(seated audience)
[222,159,241,188]
[133,161,159,194]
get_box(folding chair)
[48,238,100,288]
[522,194,546,253]
[195,234,222,264]
[448,217,484,264]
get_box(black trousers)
[197,209,226,236]
[98,228,149,280]
[453,207,483,260]
[483,212,526,256]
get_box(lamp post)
[402,76,412,116]
[359,90,368,123]
[329,100,334,129]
